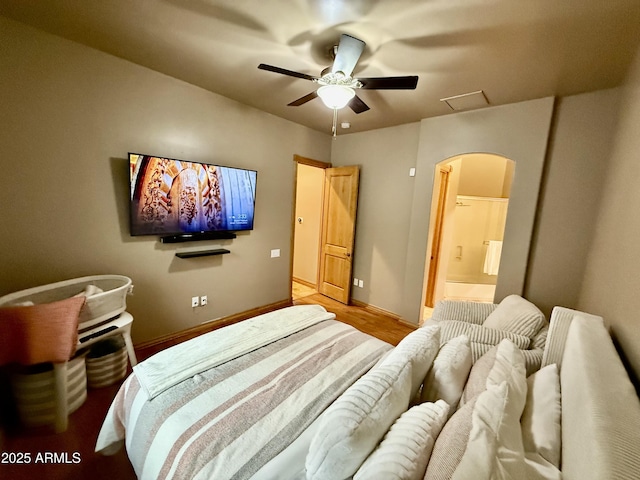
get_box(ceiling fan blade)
[348,95,370,114]
[359,76,419,90]
[258,63,318,81]
[288,91,318,106]
[331,34,365,77]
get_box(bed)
[95,305,393,479]
[97,302,640,480]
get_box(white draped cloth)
[483,240,503,275]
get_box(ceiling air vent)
[440,90,489,111]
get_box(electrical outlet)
[200,295,208,306]
[191,296,199,308]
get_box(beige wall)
[334,92,623,328]
[526,88,622,316]
[403,98,555,324]
[457,154,512,198]
[578,46,640,380]
[0,17,331,343]
[292,164,324,285]
[331,100,556,324]
[331,123,421,315]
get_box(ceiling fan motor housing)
[315,71,362,89]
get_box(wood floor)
[293,291,414,346]
[0,292,413,479]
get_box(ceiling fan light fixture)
[317,85,355,109]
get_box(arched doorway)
[424,153,515,313]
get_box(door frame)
[425,165,452,307]
[290,155,331,299]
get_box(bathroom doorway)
[424,153,514,310]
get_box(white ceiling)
[2,0,639,134]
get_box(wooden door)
[318,166,360,304]
[425,165,452,307]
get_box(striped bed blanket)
[133,304,337,399]
[95,314,391,480]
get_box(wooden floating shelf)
[175,249,230,259]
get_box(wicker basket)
[10,355,87,428]
[86,337,128,388]
[0,275,132,331]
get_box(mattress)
[96,307,391,480]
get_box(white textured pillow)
[382,324,440,399]
[460,338,526,409]
[420,335,472,413]
[460,345,498,407]
[424,360,527,480]
[521,364,561,468]
[482,294,546,338]
[452,381,527,479]
[424,395,479,479]
[439,320,531,349]
[354,400,449,480]
[451,341,528,478]
[305,360,413,480]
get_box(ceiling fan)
[258,34,418,120]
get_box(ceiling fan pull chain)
[332,108,338,137]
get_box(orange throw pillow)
[0,296,85,365]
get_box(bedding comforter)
[96,307,391,480]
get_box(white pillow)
[382,324,440,399]
[521,364,561,468]
[354,400,449,480]
[482,294,546,338]
[524,453,562,480]
[425,371,527,480]
[460,338,526,408]
[420,335,472,413]
[305,360,413,480]
[486,339,527,401]
[453,340,527,478]
[452,381,527,479]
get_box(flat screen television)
[129,153,257,238]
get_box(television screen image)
[129,153,257,236]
